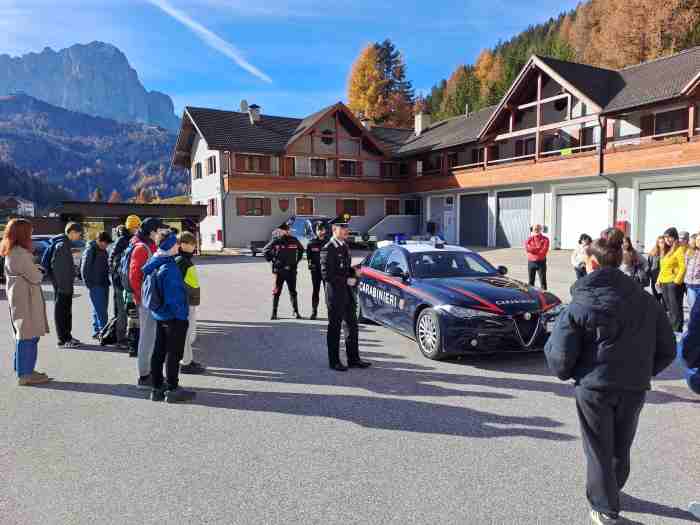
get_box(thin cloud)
[145,0,272,83]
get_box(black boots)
[292,296,303,320]
[271,296,279,320]
[310,309,318,320]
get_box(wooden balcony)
[224,172,405,195]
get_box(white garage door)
[640,186,700,252]
[557,193,609,250]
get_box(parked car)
[355,239,565,360]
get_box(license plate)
[546,320,556,332]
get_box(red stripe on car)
[360,267,439,303]
[446,287,505,314]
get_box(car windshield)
[410,251,498,278]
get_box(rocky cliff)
[0,42,180,131]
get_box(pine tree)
[91,187,104,202]
[347,44,388,123]
[108,190,122,202]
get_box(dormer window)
[321,129,334,145]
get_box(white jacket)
[571,244,588,268]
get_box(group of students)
[2,216,206,403]
[546,227,700,524]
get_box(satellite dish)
[240,99,249,112]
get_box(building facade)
[173,47,700,252]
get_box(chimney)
[240,99,249,112]
[414,111,431,137]
[248,103,261,124]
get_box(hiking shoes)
[164,387,196,403]
[137,375,153,390]
[180,361,206,374]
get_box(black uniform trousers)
[325,283,359,366]
[660,283,684,332]
[274,270,298,300]
[528,260,548,289]
[575,387,646,516]
[311,270,323,311]
[54,290,73,344]
[151,319,189,390]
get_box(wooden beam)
[509,109,514,133]
[335,111,340,156]
[518,92,569,110]
[483,145,489,168]
[535,72,542,161]
[689,103,696,138]
[492,114,600,141]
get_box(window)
[207,155,217,175]
[448,152,459,168]
[385,199,400,215]
[386,249,409,275]
[321,129,335,145]
[410,251,497,279]
[471,148,484,164]
[222,152,230,175]
[381,162,400,178]
[339,160,358,177]
[207,198,218,216]
[310,158,326,177]
[296,198,314,215]
[399,162,409,176]
[236,155,271,173]
[405,199,421,216]
[338,199,364,216]
[236,197,271,216]
[194,162,203,179]
[655,108,689,135]
[370,248,391,272]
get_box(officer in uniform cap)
[306,222,328,320]
[320,221,371,371]
[263,222,304,320]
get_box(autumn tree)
[439,65,481,119]
[135,188,152,204]
[108,190,122,203]
[347,44,387,123]
[91,187,104,202]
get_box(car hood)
[416,276,560,315]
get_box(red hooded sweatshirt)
[128,235,156,305]
[525,234,549,262]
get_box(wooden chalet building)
[172,47,700,251]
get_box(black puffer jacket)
[545,267,676,391]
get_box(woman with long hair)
[545,229,676,524]
[647,235,667,307]
[1,218,51,385]
[620,236,647,286]
[571,233,592,280]
[684,233,700,311]
[657,227,687,332]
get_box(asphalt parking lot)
[1,248,699,525]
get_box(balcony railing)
[227,170,409,180]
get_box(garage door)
[640,186,700,251]
[557,193,609,250]
[459,194,488,246]
[497,190,531,248]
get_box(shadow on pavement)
[621,492,698,523]
[194,255,268,266]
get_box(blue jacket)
[81,240,110,288]
[142,254,189,321]
[545,267,676,391]
[680,299,700,369]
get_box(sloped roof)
[185,107,302,154]
[394,106,496,156]
[284,103,337,148]
[369,126,415,155]
[536,56,618,108]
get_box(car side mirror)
[498,265,508,275]
[389,266,408,280]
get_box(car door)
[383,249,412,332]
[358,247,391,323]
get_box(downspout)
[219,153,228,250]
[597,115,617,227]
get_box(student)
[647,235,667,308]
[110,215,140,348]
[658,227,686,333]
[176,231,205,374]
[2,219,51,385]
[619,236,647,287]
[545,229,676,525]
[684,233,700,311]
[81,231,113,339]
[128,217,165,388]
[571,233,592,280]
[142,232,195,403]
[48,222,83,348]
[525,224,549,289]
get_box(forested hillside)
[0,162,71,208]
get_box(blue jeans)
[687,284,700,312]
[14,337,39,377]
[88,286,109,335]
[677,342,700,395]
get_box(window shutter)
[261,156,271,173]
[236,198,247,216]
[263,198,272,216]
[336,199,344,215]
[515,140,523,157]
[640,115,654,137]
[235,154,245,171]
[358,200,365,216]
[285,157,295,177]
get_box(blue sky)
[1,0,581,118]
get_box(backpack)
[118,243,137,293]
[40,235,62,274]
[142,265,165,313]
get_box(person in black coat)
[320,222,370,371]
[545,229,676,525]
[263,223,304,320]
[306,222,327,320]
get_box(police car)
[356,239,565,359]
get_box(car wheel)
[416,308,444,360]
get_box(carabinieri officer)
[320,221,371,371]
[306,222,327,320]
[263,223,304,320]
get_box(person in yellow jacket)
[175,232,206,374]
[657,227,686,332]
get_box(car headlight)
[544,303,567,316]
[439,305,500,318]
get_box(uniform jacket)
[657,245,686,285]
[321,237,357,306]
[263,235,304,274]
[544,267,676,391]
[128,233,156,305]
[108,233,131,289]
[306,237,325,273]
[50,234,75,295]
[525,234,549,262]
[685,250,700,286]
[5,246,50,340]
[142,254,189,321]
[80,240,110,289]
[175,251,201,307]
